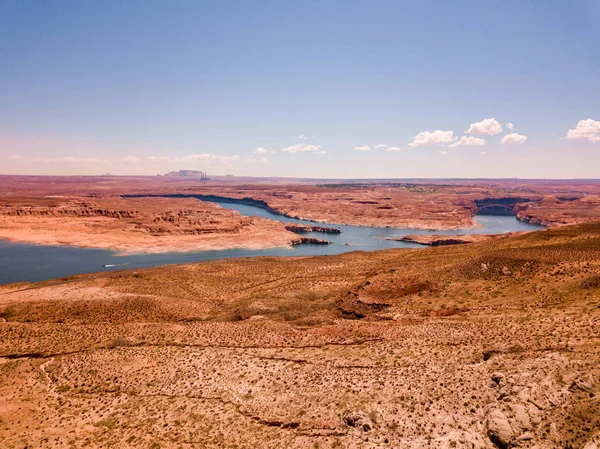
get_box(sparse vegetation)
[1,182,600,448]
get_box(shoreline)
[0,232,298,256]
[0,215,534,255]
[123,193,484,231]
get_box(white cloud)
[0,131,248,175]
[466,118,503,135]
[4,154,27,161]
[5,155,110,165]
[253,147,268,155]
[374,144,388,149]
[506,122,515,131]
[408,130,455,147]
[63,156,108,164]
[178,154,241,163]
[297,134,308,140]
[440,151,448,155]
[501,133,527,145]
[449,136,486,147]
[386,147,402,152]
[143,153,242,164]
[354,145,371,151]
[566,119,600,142]
[245,157,268,164]
[281,144,326,154]
[146,156,172,163]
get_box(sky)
[1,0,599,178]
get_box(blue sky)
[1,0,599,177]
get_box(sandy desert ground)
[1,222,599,448]
[0,195,300,254]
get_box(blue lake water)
[0,200,543,285]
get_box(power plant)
[163,170,211,180]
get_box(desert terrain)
[3,2,598,449]
[2,175,600,254]
[0,195,300,254]
[1,222,599,448]
[1,176,600,448]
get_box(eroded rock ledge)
[389,234,499,246]
[284,224,341,234]
[0,197,300,253]
[388,232,532,246]
[292,237,332,245]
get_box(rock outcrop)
[481,367,598,448]
[291,237,332,245]
[389,232,532,246]
[1,204,138,219]
[284,223,341,234]
[0,197,300,253]
[389,234,496,246]
[342,411,373,432]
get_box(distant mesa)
[164,170,210,181]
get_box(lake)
[0,200,543,284]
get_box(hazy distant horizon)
[2,172,600,183]
[1,1,599,178]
